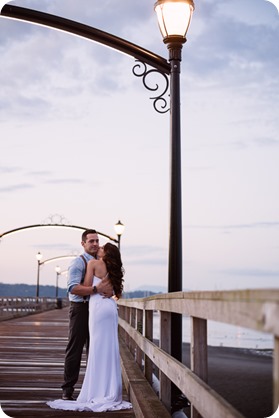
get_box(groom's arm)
[71,277,114,298]
[70,284,95,296]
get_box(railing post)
[274,336,279,411]
[144,309,153,385]
[191,317,208,418]
[131,307,136,358]
[136,308,143,369]
[118,305,124,340]
[118,305,123,340]
[125,306,131,348]
[160,310,172,412]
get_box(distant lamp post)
[36,251,43,299]
[55,265,61,298]
[114,220,125,250]
[155,0,194,410]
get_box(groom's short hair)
[82,229,97,242]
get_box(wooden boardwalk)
[0,308,135,418]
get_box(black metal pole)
[117,235,121,251]
[55,273,58,298]
[168,40,183,409]
[36,261,40,299]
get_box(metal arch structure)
[0,5,171,112]
[39,255,77,266]
[1,4,170,74]
[0,224,118,244]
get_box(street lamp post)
[114,220,125,251]
[55,266,61,298]
[36,251,43,299]
[35,255,75,299]
[155,0,194,410]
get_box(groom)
[61,229,113,400]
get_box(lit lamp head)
[114,220,125,237]
[55,266,61,274]
[154,0,194,45]
[36,251,43,263]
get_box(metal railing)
[0,297,69,320]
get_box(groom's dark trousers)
[62,301,89,395]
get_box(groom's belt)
[70,301,88,304]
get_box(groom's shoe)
[62,390,74,401]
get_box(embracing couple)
[47,229,132,412]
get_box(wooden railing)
[117,288,279,418]
[0,296,69,320]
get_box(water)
[152,313,274,350]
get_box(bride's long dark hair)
[103,243,124,299]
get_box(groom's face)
[82,233,99,257]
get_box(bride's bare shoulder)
[94,259,107,276]
[87,259,99,267]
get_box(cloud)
[123,245,167,266]
[27,170,52,176]
[187,0,279,85]
[215,0,279,26]
[0,183,34,192]
[185,222,279,230]
[0,22,133,122]
[227,136,279,150]
[0,94,50,119]
[185,165,214,171]
[219,268,279,277]
[31,242,80,252]
[0,166,22,173]
[125,258,167,266]
[124,245,166,256]
[253,138,279,147]
[45,178,85,184]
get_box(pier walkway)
[0,308,137,418]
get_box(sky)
[0,0,278,294]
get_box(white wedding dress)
[47,277,132,412]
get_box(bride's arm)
[83,259,96,287]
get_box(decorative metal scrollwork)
[42,214,70,225]
[132,60,170,114]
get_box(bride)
[47,243,132,412]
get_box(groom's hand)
[97,277,113,298]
